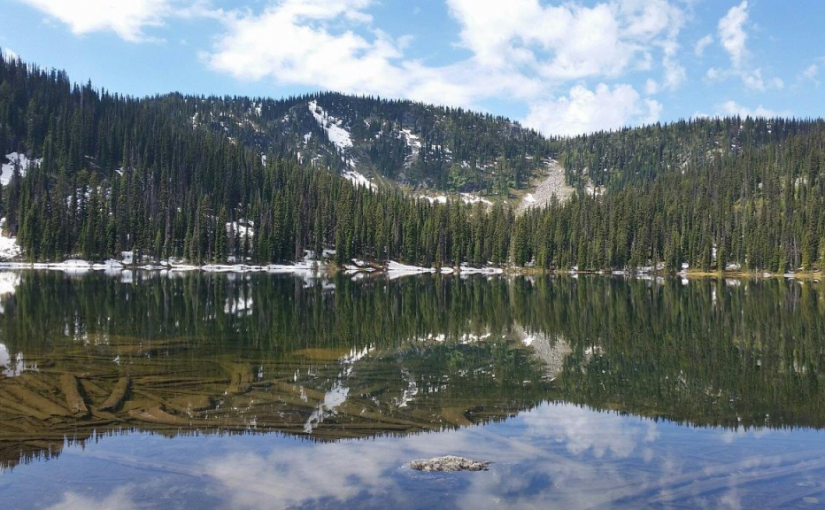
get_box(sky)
[0,0,822,136]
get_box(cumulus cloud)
[694,34,713,57]
[707,67,783,92]
[741,69,783,91]
[446,0,684,81]
[711,1,782,92]
[14,0,176,42]
[718,1,749,69]
[799,63,820,86]
[201,0,684,135]
[524,83,662,136]
[662,57,686,90]
[200,0,543,107]
[18,0,690,135]
[717,100,791,119]
[203,1,402,89]
[1,47,18,60]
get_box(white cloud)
[741,69,783,91]
[645,78,660,95]
[712,1,782,92]
[201,0,685,135]
[204,1,399,88]
[14,0,176,42]
[718,1,749,69]
[19,0,690,136]
[45,487,138,510]
[662,57,686,90]
[1,47,18,60]
[800,63,820,86]
[718,100,791,118]
[521,403,659,459]
[708,67,783,92]
[694,34,713,57]
[523,83,662,136]
[198,402,670,509]
[201,0,528,107]
[446,0,685,81]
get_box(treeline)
[554,116,825,190]
[2,53,825,271]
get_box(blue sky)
[0,0,822,135]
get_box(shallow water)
[1,272,824,509]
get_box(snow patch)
[342,170,376,191]
[227,219,255,239]
[459,264,504,275]
[585,183,605,197]
[265,262,316,274]
[308,101,353,151]
[399,128,422,166]
[387,261,436,278]
[0,218,21,260]
[460,193,493,206]
[2,152,41,186]
[399,128,422,150]
[419,195,447,204]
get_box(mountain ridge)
[160,90,555,196]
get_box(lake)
[1,271,824,509]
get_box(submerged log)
[169,395,213,413]
[439,407,473,427]
[223,362,253,395]
[18,374,57,393]
[99,377,130,412]
[0,393,52,421]
[60,374,89,418]
[128,406,194,426]
[3,385,73,417]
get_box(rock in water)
[408,456,489,472]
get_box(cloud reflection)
[13,402,824,510]
[202,402,664,509]
[522,403,659,458]
[45,487,138,510]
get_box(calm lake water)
[1,271,824,509]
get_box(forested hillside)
[0,55,513,265]
[1,52,825,273]
[539,118,825,271]
[556,117,825,190]
[153,91,552,194]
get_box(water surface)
[1,272,824,509]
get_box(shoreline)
[0,259,820,281]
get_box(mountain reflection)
[1,271,824,470]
